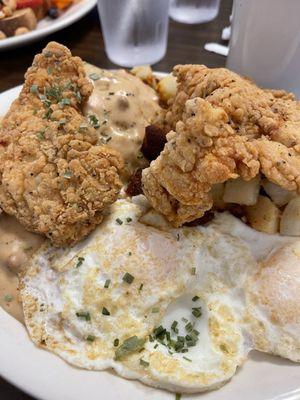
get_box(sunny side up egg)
[20,198,300,393]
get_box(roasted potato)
[223,176,260,206]
[156,74,177,104]
[246,195,280,234]
[262,179,296,207]
[280,198,300,236]
[130,65,157,88]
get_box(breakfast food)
[0,42,123,246]
[142,65,300,234]
[0,44,300,396]
[83,64,162,178]
[0,0,79,40]
[20,199,300,392]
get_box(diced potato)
[223,176,260,206]
[280,198,300,236]
[246,195,280,234]
[131,65,153,81]
[156,74,178,103]
[211,183,225,209]
[262,179,296,207]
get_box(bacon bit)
[141,125,167,161]
[126,169,143,197]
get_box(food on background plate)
[0,42,123,246]
[0,43,300,395]
[142,65,300,235]
[0,0,78,39]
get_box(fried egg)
[20,200,300,393]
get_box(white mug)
[226,0,300,98]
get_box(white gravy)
[0,214,44,323]
[84,65,162,178]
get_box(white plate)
[1,85,300,400]
[0,0,96,51]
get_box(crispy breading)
[0,42,123,246]
[142,65,300,226]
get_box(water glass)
[97,0,170,67]
[169,0,220,24]
[227,0,300,98]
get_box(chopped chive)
[176,233,180,241]
[4,294,13,302]
[58,118,67,126]
[191,267,196,275]
[181,317,188,323]
[139,358,149,367]
[192,295,200,302]
[138,283,143,291]
[137,153,144,159]
[86,335,95,342]
[128,251,132,256]
[185,322,193,332]
[181,348,188,353]
[108,92,115,95]
[104,279,111,288]
[30,84,39,94]
[102,307,110,316]
[151,307,159,313]
[59,98,71,107]
[89,73,100,81]
[192,329,200,336]
[192,307,202,318]
[183,356,192,362]
[76,257,84,268]
[171,321,178,334]
[122,272,134,284]
[76,311,91,321]
[114,338,119,347]
[37,130,45,140]
[116,218,123,225]
[47,67,53,75]
[126,217,132,223]
[63,169,72,179]
[115,336,146,360]
[175,393,181,400]
[88,114,100,129]
[154,343,158,349]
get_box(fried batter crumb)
[142,65,300,226]
[0,42,124,246]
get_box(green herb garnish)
[191,267,196,275]
[138,283,143,291]
[59,98,71,107]
[4,294,13,302]
[86,335,95,342]
[192,307,202,318]
[139,358,149,367]
[116,218,123,225]
[171,321,178,334]
[115,336,146,360]
[76,311,91,321]
[37,130,45,140]
[30,84,39,94]
[88,114,100,129]
[122,272,134,284]
[104,279,111,288]
[76,257,85,268]
[151,307,159,313]
[102,307,110,316]
[114,338,119,347]
[192,295,199,302]
[63,169,72,179]
[126,217,132,223]
[89,73,100,81]
[175,394,181,400]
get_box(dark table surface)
[0,0,232,398]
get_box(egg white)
[20,200,300,393]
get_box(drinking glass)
[169,0,220,24]
[97,0,170,67]
[227,0,300,98]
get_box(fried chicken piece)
[142,65,300,226]
[0,42,123,246]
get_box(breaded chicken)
[142,65,300,226]
[0,42,123,246]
